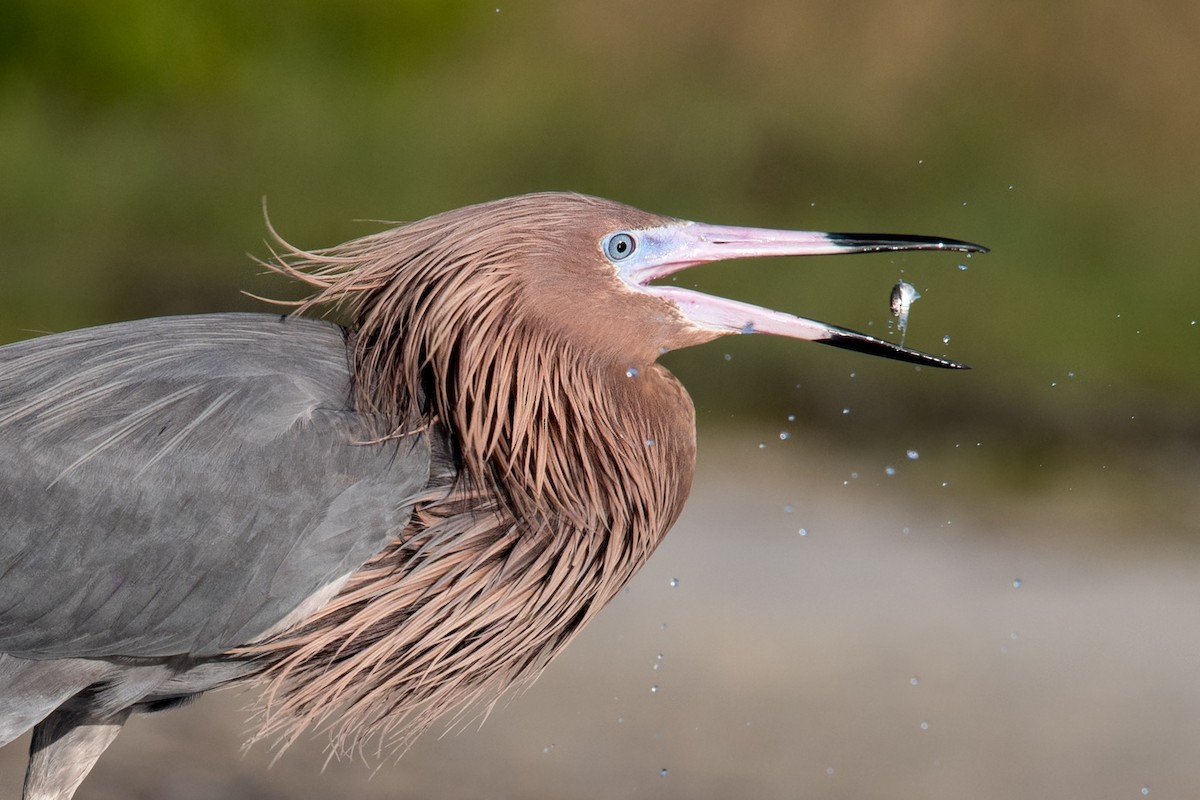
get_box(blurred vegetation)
[1,0,1197,461]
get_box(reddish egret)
[0,193,984,798]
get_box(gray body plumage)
[0,314,430,750]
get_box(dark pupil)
[615,239,628,254]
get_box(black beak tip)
[819,331,970,370]
[950,239,988,255]
[827,232,989,255]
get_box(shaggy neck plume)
[242,196,697,752]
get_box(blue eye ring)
[604,232,637,262]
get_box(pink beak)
[607,222,987,369]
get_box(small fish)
[889,281,921,342]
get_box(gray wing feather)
[0,313,430,658]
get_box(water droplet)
[740,322,756,334]
[656,653,664,661]
[850,471,859,479]
[798,528,809,537]
[941,481,949,488]
[906,449,920,460]
[779,431,790,440]
[660,622,668,631]
[910,676,920,686]
[660,768,669,777]
[885,466,896,476]
[758,442,767,449]
[920,721,929,730]
[784,504,794,513]
[1012,578,1023,588]
[543,743,555,753]
[942,334,951,344]
[617,715,624,724]
[825,767,835,776]
[1141,786,1151,796]
[669,578,679,588]
[650,685,660,693]
[842,407,850,415]
[901,526,911,535]
[625,367,639,378]
[724,353,733,361]
[957,263,968,271]
[787,414,796,422]
[653,662,661,671]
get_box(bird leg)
[22,706,131,800]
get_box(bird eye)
[604,232,637,262]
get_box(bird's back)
[0,313,430,660]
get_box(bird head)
[273,191,984,369]
[507,193,986,371]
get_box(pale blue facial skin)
[599,222,985,370]
[606,223,850,286]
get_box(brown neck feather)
[246,198,697,752]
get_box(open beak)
[610,222,988,369]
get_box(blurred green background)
[2,2,1200,798]
[3,0,1197,458]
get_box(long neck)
[242,332,699,754]
[344,278,698,554]
[435,343,697,559]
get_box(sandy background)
[3,432,1196,800]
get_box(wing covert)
[0,313,430,658]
